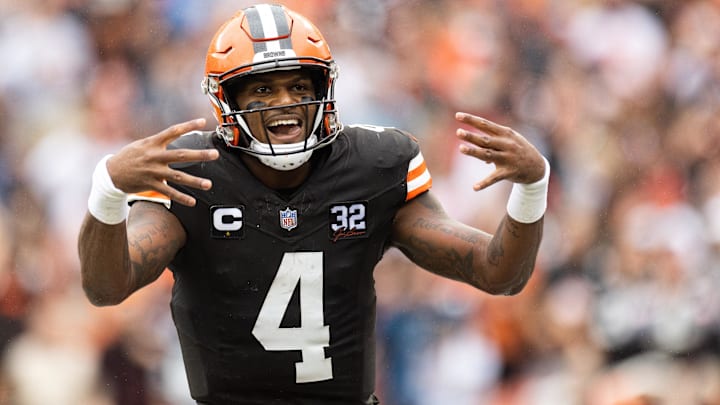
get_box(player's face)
[232,70,318,145]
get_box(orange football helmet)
[202,4,341,170]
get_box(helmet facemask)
[207,65,339,171]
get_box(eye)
[254,85,271,94]
[293,83,308,92]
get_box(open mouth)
[266,118,304,142]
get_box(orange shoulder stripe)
[406,152,432,201]
[128,190,172,208]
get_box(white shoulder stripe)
[127,194,172,209]
[407,170,431,193]
[408,152,425,171]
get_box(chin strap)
[250,135,318,171]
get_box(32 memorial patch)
[329,201,368,242]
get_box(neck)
[240,154,312,190]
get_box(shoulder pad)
[168,130,217,169]
[168,130,216,150]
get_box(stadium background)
[0,0,719,403]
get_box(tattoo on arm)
[398,190,543,294]
[412,217,482,244]
[500,216,543,289]
[405,216,487,285]
[505,217,522,238]
[127,205,184,289]
[415,193,446,213]
[488,223,504,266]
[405,234,474,281]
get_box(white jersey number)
[251,251,333,383]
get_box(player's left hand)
[455,112,546,191]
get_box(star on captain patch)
[279,207,298,231]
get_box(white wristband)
[88,154,128,225]
[506,157,550,224]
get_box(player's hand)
[455,112,546,191]
[106,118,220,206]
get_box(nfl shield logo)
[279,207,298,231]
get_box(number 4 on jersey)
[251,251,333,383]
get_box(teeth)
[268,119,299,127]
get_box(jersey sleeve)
[344,124,433,202]
[128,190,171,208]
[406,150,432,201]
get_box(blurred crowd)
[0,0,719,404]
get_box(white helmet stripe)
[246,4,293,54]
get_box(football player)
[78,4,549,405]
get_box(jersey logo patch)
[211,205,245,239]
[280,207,298,231]
[329,201,368,242]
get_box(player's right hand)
[106,118,220,207]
